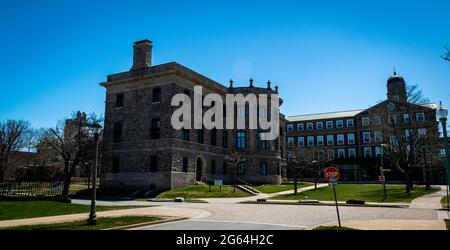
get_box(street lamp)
[87,123,102,225]
[436,102,450,212]
[379,143,389,200]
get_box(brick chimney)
[131,39,153,71]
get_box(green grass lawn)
[441,195,449,209]
[253,183,313,193]
[2,216,161,230]
[156,183,253,199]
[0,201,146,221]
[312,226,356,230]
[271,184,440,203]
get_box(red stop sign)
[324,167,340,182]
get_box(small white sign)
[214,180,223,186]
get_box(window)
[347,133,355,144]
[327,135,334,145]
[375,147,383,157]
[222,161,227,175]
[211,129,217,146]
[258,132,268,149]
[346,119,354,127]
[113,122,123,142]
[197,129,204,143]
[317,136,324,146]
[307,122,313,130]
[403,114,410,123]
[364,147,372,157]
[297,123,304,131]
[318,150,325,160]
[337,134,345,145]
[259,162,268,175]
[115,93,124,107]
[112,157,120,173]
[150,156,158,172]
[236,131,246,149]
[237,162,246,174]
[326,121,333,129]
[416,112,425,121]
[182,129,190,141]
[288,137,294,147]
[348,148,356,158]
[362,117,370,126]
[287,124,294,131]
[363,132,371,143]
[418,128,427,138]
[316,122,323,130]
[374,131,382,143]
[151,118,161,139]
[307,136,314,146]
[152,86,161,103]
[222,131,228,148]
[211,160,216,174]
[337,149,345,159]
[390,136,398,146]
[298,137,305,147]
[404,129,411,141]
[182,157,188,172]
[336,120,343,128]
[388,114,397,124]
[328,149,335,159]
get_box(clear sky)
[1,0,449,128]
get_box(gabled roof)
[287,109,365,122]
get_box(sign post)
[324,166,341,227]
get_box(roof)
[287,109,365,122]
[421,103,437,109]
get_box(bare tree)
[227,149,248,192]
[379,111,437,193]
[407,84,430,104]
[39,112,102,195]
[0,119,32,182]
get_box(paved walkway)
[410,185,447,209]
[0,206,210,228]
[321,219,447,230]
[199,183,328,204]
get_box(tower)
[386,70,407,102]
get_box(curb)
[106,216,189,230]
[240,200,409,208]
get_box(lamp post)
[436,102,450,212]
[87,123,102,225]
[312,160,319,189]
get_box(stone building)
[100,40,287,192]
[286,72,442,182]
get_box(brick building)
[286,72,442,182]
[100,40,287,192]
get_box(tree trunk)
[293,169,298,195]
[62,160,71,196]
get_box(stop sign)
[324,167,340,182]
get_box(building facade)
[286,72,442,182]
[100,40,287,192]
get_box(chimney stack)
[131,39,153,71]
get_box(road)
[73,199,439,230]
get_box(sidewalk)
[410,185,447,209]
[199,183,329,204]
[319,219,447,230]
[0,206,210,229]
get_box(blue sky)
[1,0,449,128]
